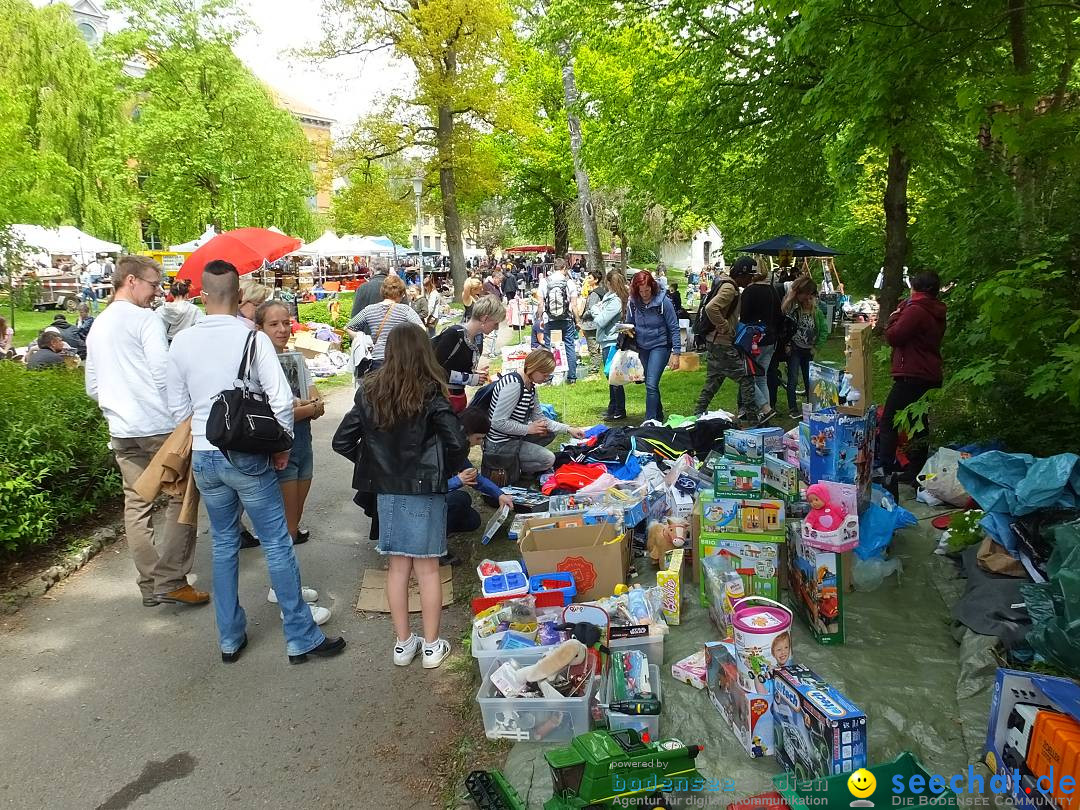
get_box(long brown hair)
[606,270,629,317]
[363,322,448,429]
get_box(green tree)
[114,0,318,244]
[331,163,413,246]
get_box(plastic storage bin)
[470,625,556,663]
[605,663,662,741]
[609,632,665,668]
[476,654,595,743]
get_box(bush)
[0,364,120,552]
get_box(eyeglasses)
[135,275,163,289]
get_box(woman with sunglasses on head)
[481,349,585,480]
[625,269,681,423]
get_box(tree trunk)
[557,40,604,274]
[1008,0,1037,251]
[437,102,467,299]
[552,199,570,258]
[877,142,910,333]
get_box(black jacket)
[739,281,783,345]
[332,383,468,495]
[351,273,389,318]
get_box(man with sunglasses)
[86,256,208,608]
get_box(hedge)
[0,363,120,552]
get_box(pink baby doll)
[805,483,848,532]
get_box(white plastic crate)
[476,653,595,743]
[609,631,665,667]
[606,663,662,741]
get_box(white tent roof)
[169,225,217,252]
[338,234,385,255]
[10,224,121,261]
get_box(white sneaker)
[280,605,331,626]
[422,638,451,669]
[393,634,422,666]
[267,587,318,604]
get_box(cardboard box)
[747,427,786,456]
[671,649,707,689]
[699,531,783,606]
[292,330,331,358]
[984,668,1080,810]
[800,480,860,553]
[807,410,876,497]
[840,322,873,416]
[725,430,767,462]
[519,522,628,603]
[763,455,800,502]
[700,497,786,535]
[786,521,845,644]
[656,548,683,625]
[714,459,763,498]
[706,641,774,758]
[772,665,867,779]
[798,421,811,483]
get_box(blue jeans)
[752,343,776,410]
[191,449,325,656]
[636,345,671,423]
[787,345,813,411]
[544,318,578,381]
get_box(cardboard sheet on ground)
[492,503,995,807]
[356,566,452,613]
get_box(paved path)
[0,387,470,810]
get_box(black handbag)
[206,331,294,455]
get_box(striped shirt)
[346,302,422,361]
[486,372,569,446]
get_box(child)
[332,323,468,668]
[781,276,829,418]
[771,631,792,668]
[447,409,515,535]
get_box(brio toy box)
[748,427,785,455]
[984,668,1080,810]
[786,521,845,644]
[772,664,867,779]
[725,428,785,462]
[701,497,786,535]
[706,641,774,758]
[699,532,783,605]
[763,455,800,502]
[714,459,763,498]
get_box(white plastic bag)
[917,448,970,506]
[607,349,645,386]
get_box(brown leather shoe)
[155,584,210,606]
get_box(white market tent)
[295,229,350,257]
[11,224,121,263]
[168,226,218,253]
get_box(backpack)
[466,372,523,419]
[693,281,738,337]
[545,279,569,319]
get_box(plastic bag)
[917,447,971,506]
[852,555,903,591]
[856,485,918,560]
[608,349,645,386]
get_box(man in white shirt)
[537,258,580,383]
[79,264,99,314]
[168,260,344,664]
[85,256,206,608]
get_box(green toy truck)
[466,729,704,810]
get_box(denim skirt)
[376,493,447,558]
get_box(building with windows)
[411,215,485,258]
[271,90,335,215]
[58,0,107,46]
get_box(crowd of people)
[4,246,944,669]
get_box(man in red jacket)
[879,270,947,494]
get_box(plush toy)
[647,519,687,566]
[805,483,849,532]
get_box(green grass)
[4,307,63,346]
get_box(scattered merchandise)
[482,504,512,545]
[706,641,774,758]
[772,664,868,779]
[656,549,684,625]
[786,521,845,644]
[606,663,663,739]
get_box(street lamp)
[412,175,424,288]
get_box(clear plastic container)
[605,663,662,741]
[476,653,595,742]
[470,624,557,663]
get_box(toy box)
[747,427,785,456]
[786,521,844,644]
[671,649,707,690]
[656,549,683,625]
[984,668,1080,810]
[699,532,783,605]
[725,430,766,462]
[807,409,877,508]
[706,641,774,758]
[798,421,811,483]
[800,480,859,553]
[714,459,763,498]
[772,664,867,779]
[763,455,800,502]
[809,362,843,411]
[701,497,786,535]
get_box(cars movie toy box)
[772,664,867,780]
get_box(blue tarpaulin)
[957,451,1080,517]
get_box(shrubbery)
[0,363,120,552]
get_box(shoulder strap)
[373,304,395,344]
[236,330,257,389]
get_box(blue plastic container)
[528,572,577,606]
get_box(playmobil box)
[798,421,811,483]
[706,641,774,758]
[807,409,877,509]
[984,668,1080,810]
[772,664,867,779]
[785,521,845,644]
[699,532,783,606]
[763,455,800,502]
[700,497,786,536]
[714,458,763,498]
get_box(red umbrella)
[176,228,301,294]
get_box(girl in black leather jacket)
[332,323,467,669]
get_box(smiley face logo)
[848,768,877,801]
